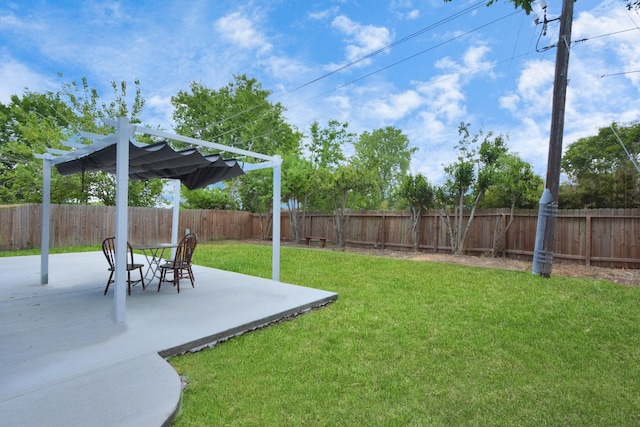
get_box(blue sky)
[1,0,639,182]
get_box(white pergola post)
[272,155,282,281]
[113,117,131,323]
[171,179,181,258]
[40,155,52,285]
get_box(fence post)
[585,213,591,267]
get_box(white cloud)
[0,57,55,103]
[500,59,554,118]
[264,56,311,82]
[308,7,339,21]
[435,44,494,80]
[415,74,466,124]
[331,15,392,64]
[0,9,44,31]
[407,9,420,20]
[366,90,422,121]
[214,12,272,55]
[146,94,175,130]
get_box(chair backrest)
[174,233,198,266]
[102,237,134,268]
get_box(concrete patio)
[0,251,337,426]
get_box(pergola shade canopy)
[55,140,245,190]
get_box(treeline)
[1,74,639,255]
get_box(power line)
[288,10,521,111]
[600,69,640,78]
[280,0,489,96]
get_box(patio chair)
[102,237,145,295]
[157,233,198,293]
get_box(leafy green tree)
[306,119,353,171]
[282,155,317,242]
[481,153,542,210]
[399,173,434,251]
[171,75,302,216]
[172,75,299,157]
[481,153,543,256]
[237,169,274,240]
[435,122,508,254]
[329,162,376,248]
[302,119,356,214]
[0,90,77,203]
[561,121,640,208]
[0,77,164,206]
[443,0,536,13]
[353,126,416,209]
[181,186,239,210]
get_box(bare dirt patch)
[316,244,640,286]
[249,239,640,286]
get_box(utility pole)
[532,0,575,278]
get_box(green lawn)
[0,245,101,257]
[169,242,640,426]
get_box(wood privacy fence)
[0,204,253,250]
[2,204,640,268]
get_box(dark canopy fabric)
[55,140,245,190]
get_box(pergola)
[36,117,282,323]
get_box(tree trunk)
[410,206,421,252]
[491,203,515,257]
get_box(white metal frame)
[37,117,282,323]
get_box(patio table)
[131,243,178,282]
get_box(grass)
[0,245,101,257]
[169,242,640,426]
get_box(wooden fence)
[0,204,253,250]
[2,204,640,268]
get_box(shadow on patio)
[0,251,337,426]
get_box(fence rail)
[2,204,640,269]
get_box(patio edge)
[158,293,338,358]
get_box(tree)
[0,76,165,206]
[353,126,416,209]
[171,75,302,216]
[172,75,299,157]
[328,163,376,248]
[306,119,353,171]
[0,90,77,204]
[561,121,640,208]
[282,155,315,242]
[435,123,507,254]
[399,173,434,252]
[481,153,543,256]
[304,119,355,214]
[181,186,239,210]
[443,0,536,13]
[481,153,542,210]
[627,1,640,9]
[237,169,274,240]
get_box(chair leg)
[139,267,146,290]
[158,268,165,292]
[174,268,180,293]
[188,267,195,288]
[104,271,114,295]
[127,271,132,295]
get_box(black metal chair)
[158,233,198,293]
[102,237,145,295]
